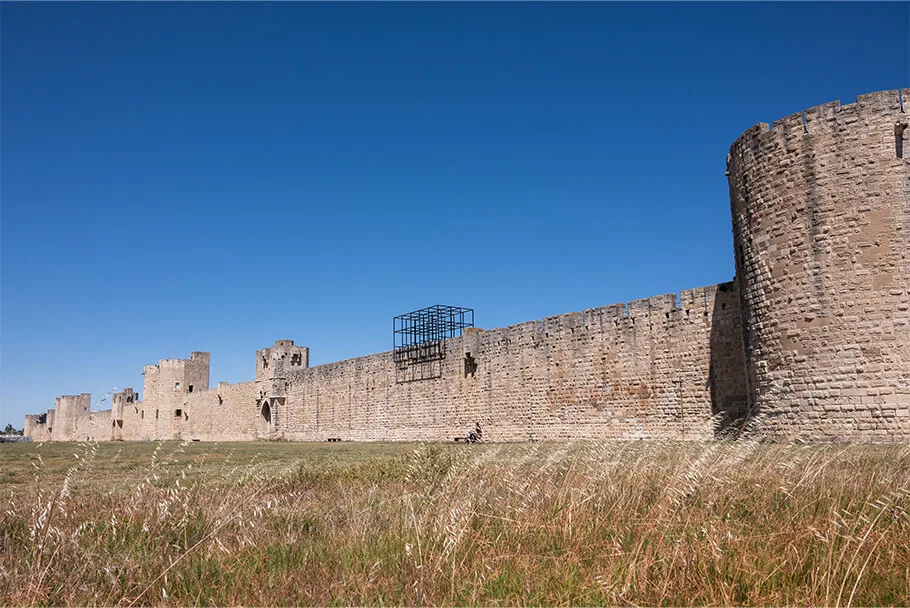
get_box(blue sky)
[2,2,908,428]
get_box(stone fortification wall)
[125,380,259,442]
[728,89,910,441]
[25,395,113,442]
[53,394,91,442]
[23,88,907,444]
[24,414,51,442]
[278,283,746,442]
[133,352,211,440]
[26,285,744,443]
[111,388,139,441]
[73,409,111,442]
[180,381,260,441]
[109,352,261,441]
[256,341,309,382]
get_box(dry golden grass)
[1,439,908,606]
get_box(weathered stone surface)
[728,88,910,441]
[22,89,909,443]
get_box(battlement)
[112,388,138,405]
[55,393,91,405]
[256,340,309,381]
[541,282,732,330]
[729,88,908,157]
[111,388,138,420]
[143,351,211,410]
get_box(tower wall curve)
[727,89,910,440]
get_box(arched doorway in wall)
[258,399,274,437]
[258,397,283,436]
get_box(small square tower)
[256,340,309,382]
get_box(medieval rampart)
[728,88,910,441]
[21,283,746,443]
[21,88,909,443]
[279,283,746,441]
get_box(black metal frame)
[393,305,474,366]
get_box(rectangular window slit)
[897,122,906,159]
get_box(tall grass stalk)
[0,439,907,606]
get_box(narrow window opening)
[464,353,478,377]
[174,409,182,418]
[217,394,223,405]
[155,410,159,420]
[175,382,180,389]
[188,385,194,393]
[141,411,144,419]
[896,122,907,159]
[262,356,269,369]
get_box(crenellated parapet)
[728,88,910,441]
[256,340,309,383]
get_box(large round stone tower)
[727,89,909,441]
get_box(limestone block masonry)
[728,89,909,441]
[22,89,910,443]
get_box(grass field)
[1,439,908,606]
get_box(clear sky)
[2,2,908,428]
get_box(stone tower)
[143,352,210,403]
[111,388,138,441]
[727,89,910,440]
[53,393,91,442]
[256,340,309,382]
[141,352,210,439]
[254,340,309,436]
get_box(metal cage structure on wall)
[393,305,474,367]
